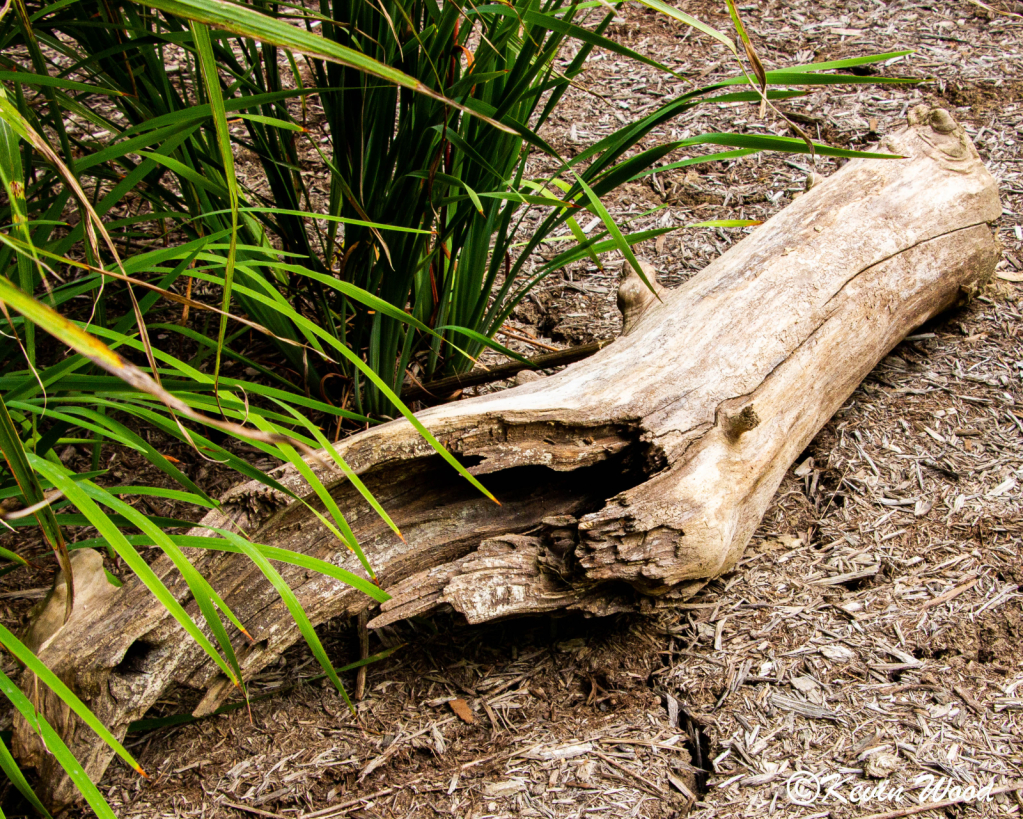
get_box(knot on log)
[903,105,980,173]
[514,369,544,386]
[617,260,664,335]
[723,405,761,442]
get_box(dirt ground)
[4,0,1023,817]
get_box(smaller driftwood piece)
[16,107,1001,807]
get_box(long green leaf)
[26,457,241,687]
[0,395,72,618]
[0,623,146,776]
[140,0,513,132]
[0,736,54,819]
[190,22,239,399]
[217,529,355,710]
[0,669,117,819]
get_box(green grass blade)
[0,547,29,566]
[518,8,680,77]
[190,22,238,398]
[216,529,355,710]
[0,71,125,97]
[633,0,737,53]
[675,132,903,159]
[271,401,404,544]
[0,669,117,819]
[245,412,374,576]
[26,457,241,687]
[778,51,915,74]
[0,623,146,776]
[570,173,656,295]
[0,395,72,617]
[0,737,54,819]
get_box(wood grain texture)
[15,107,1001,808]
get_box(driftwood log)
[16,106,1000,807]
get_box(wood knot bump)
[514,369,543,386]
[927,109,957,134]
[908,104,961,134]
[905,105,978,172]
[907,104,958,134]
[617,259,665,336]
[725,404,760,441]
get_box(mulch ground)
[4,0,1023,817]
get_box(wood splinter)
[15,107,1001,809]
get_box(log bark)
[15,106,1001,808]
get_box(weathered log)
[16,107,1000,807]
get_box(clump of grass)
[10,0,915,416]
